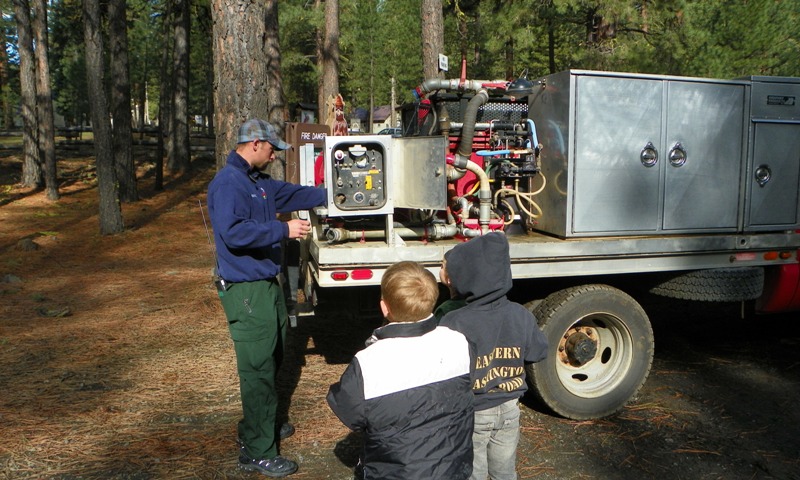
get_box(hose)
[475,149,533,157]
[457,90,489,159]
[493,175,547,219]
[526,119,540,150]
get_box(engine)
[319,74,545,244]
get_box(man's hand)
[286,219,312,239]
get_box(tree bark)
[33,0,58,200]
[196,2,215,137]
[264,0,286,180]
[83,0,124,235]
[156,8,174,190]
[0,30,10,129]
[169,0,191,173]
[320,0,340,122]
[421,0,445,80]
[315,0,324,123]
[504,36,514,80]
[212,0,285,170]
[13,0,41,188]
[108,0,138,202]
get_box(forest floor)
[1,143,799,479]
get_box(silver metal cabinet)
[662,80,746,231]
[530,70,748,237]
[744,77,800,231]
[323,135,446,217]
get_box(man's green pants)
[218,278,287,459]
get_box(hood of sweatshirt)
[443,232,512,306]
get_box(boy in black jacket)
[327,261,474,480]
[439,232,548,480]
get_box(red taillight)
[763,251,779,261]
[330,271,349,281]
[330,270,374,281]
[350,269,374,281]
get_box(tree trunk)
[504,36,514,80]
[14,0,41,188]
[83,0,124,235]
[137,74,147,139]
[548,19,556,74]
[315,0,324,123]
[264,0,286,180]
[205,62,215,138]
[156,9,174,190]
[33,0,58,200]
[421,0,444,80]
[0,32,10,129]
[108,0,138,203]
[320,0,339,121]
[169,0,191,173]
[212,0,283,169]
[196,2,214,138]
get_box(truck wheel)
[526,284,654,420]
[648,267,764,302]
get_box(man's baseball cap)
[237,118,291,150]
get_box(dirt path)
[1,153,798,479]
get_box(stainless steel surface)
[298,144,316,187]
[746,122,800,228]
[324,135,394,217]
[391,136,447,210]
[323,135,448,217]
[749,78,800,120]
[311,70,800,289]
[311,230,800,286]
[662,80,745,231]
[572,74,662,234]
[745,78,800,230]
[530,70,749,237]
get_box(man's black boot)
[238,454,298,477]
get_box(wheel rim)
[555,313,633,399]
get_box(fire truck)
[285,68,800,420]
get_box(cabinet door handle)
[755,164,772,187]
[640,142,658,168]
[669,143,687,167]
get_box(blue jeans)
[470,399,520,480]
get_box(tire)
[526,284,654,420]
[649,267,764,302]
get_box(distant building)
[371,105,395,133]
[340,104,399,134]
[348,107,368,133]
[292,102,318,124]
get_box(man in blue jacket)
[208,118,326,477]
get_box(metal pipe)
[326,223,458,244]
[413,78,509,99]
[463,158,493,233]
[455,196,470,222]
[459,227,484,238]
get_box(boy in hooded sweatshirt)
[327,261,474,480]
[439,232,548,480]
[433,256,466,320]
